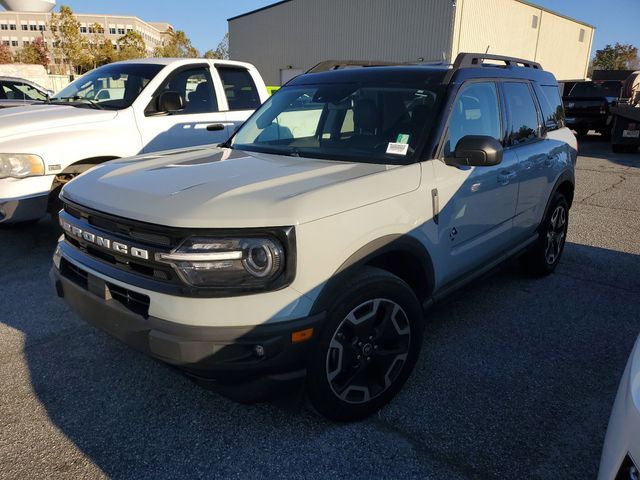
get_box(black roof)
[288,62,558,88]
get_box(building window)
[579,28,585,42]
[531,15,539,29]
[23,40,30,46]
[0,24,7,31]
[117,28,125,35]
[29,24,37,31]
[109,28,116,35]
[21,24,28,31]
[2,40,8,46]
[80,26,87,33]
[11,40,17,46]
[10,24,16,30]
[38,25,45,31]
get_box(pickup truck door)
[431,81,519,285]
[215,65,266,137]
[138,64,232,153]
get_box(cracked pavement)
[0,138,639,479]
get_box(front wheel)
[521,192,569,276]
[306,267,423,421]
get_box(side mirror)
[447,135,503,167]
[157,91,184,114]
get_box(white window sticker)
[386,142,410,156]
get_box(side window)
[150,67,218,115]
[503,82,540,145]
[536,85,565,130]
[218,67,261,111]
[445,82,501,155]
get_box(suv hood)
[62,146,421,228]
[0,104,117,141]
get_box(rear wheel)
[521,192,569,276]
[306,267,423,421]
[612,144,637,154]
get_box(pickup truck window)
[51,63,164,110]
[0,81,46,101]
[218,67,261,111]
[569,81,621,98]
[231,81,444,164]
[148,66,219,115]
[503,82,540,145]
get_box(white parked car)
[0,58,268,224]
[598,336,640,480]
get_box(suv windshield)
[51,63,164,110]
[231,80,445,164]
[569,81,621,98]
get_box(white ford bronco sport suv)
[0,58,268,224]
[52,53,576,421]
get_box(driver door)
[138,65,231,153]
[431,81,519,285]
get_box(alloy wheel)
[544,205,567,265]
[325,298,411,404]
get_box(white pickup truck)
[0,58,269,224]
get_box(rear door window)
[217,67,261,111]
[536,85,565,130]
[503,82,540,146]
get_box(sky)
[7,0,640,56]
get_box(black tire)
[575,127,589,138]
[306,267,424,421]
[612,144,627,154]
[599,129,612,141]
[521,192,569,276]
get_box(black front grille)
[61,204,179,286]
[107,282,150,318]
[60,257,89,289]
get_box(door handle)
[206,123,225,131]
[497,170,517,185]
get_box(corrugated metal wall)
[230,0,593,85]
[452,0,593,81]
[229,0,455,85]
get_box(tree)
[593,43,639,70]
[116,30,147,61]
[14,37,49,68]
[154,30,199,58]
[49,6,83,74]
[0,44,13,64]
[85,23,116,69]
[204,33,229,60]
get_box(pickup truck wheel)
[306,267,423,421]
[521,192,569,276]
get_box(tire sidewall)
[306,268,424,421]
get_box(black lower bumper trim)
[51,265,325,396]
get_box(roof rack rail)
[443,52,543,83]
[306,59,405,74]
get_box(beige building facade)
[0,10,172,59]
[229,0,594,85]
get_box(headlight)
[156,236,287,288]
[0,154,45,179]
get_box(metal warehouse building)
[228,0,594,85]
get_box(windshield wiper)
[50,96,105,110]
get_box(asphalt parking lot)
[1,138,639,479]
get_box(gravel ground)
[0,138,639,479]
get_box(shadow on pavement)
[1,215,639,478]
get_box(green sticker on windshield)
[396,133,410,144]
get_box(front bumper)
[0,192,48,223]
[51,262,325,401]
[598,337,640,480]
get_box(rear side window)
[503,82,540,145]
[536,85,565,130]
[218,67,261,111]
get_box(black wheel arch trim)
[309,234,435,316]
[541,171,575,228]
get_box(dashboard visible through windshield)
[51,63,164,110]
[231,81,445,164]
